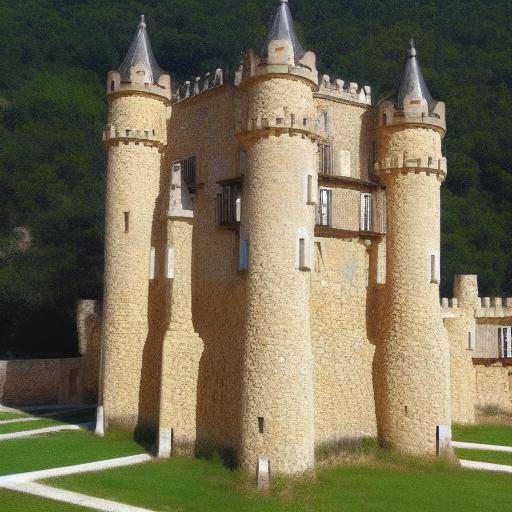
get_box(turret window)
[239,237,249,271]
[149,247,156,280]
[124,212,130,233]
[360,193,372,232]
[429,250,440,284]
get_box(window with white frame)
[317,189,332,227]
[498,327,512,358]
[360,193,372,232]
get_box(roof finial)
[408,38,417,57]
[139,14,146,29]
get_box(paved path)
[0,454,155,511]
[459,459,512,473]
[452,440,512,453]
[0,422,94,442]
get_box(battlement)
[374,154,447,176]
[103,125,164,148]
[175,69,228,103]
[239,112,327,142]
[378,99,446,132]
[107,70,171,102]
[315,75,371,106]
[441,297,512,318]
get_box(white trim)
[166,247,175,279]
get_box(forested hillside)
[0,0,511,357]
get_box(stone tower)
[373,40,452,456]
[237,0,319,474]
[101,15,171,434]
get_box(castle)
[95,0,512,477]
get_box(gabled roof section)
[118,15,164,84]
[261,0,305,60]
[396,39,435,111]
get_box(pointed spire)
[396,39,435,111]
[261,0,305,60]
[118,15,164,84]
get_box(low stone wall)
[474,359,512,416]
[0,358,83,406]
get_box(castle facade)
[97,1,512,475]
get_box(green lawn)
[0,419,60,435]
[51,452,512,512]
[455,448,512,466]
[453,424,512,446]
[0,489,88,511]
[0,411,28,421]
[0,430,144,476]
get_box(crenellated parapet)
[239,112,328,143]
[378,99,446,132]
[315,74,371,106]
[374,154,447,179]
[175,69,227,103]
[103,125,165,149]
[441,296,512,319]
[107,70,171,102]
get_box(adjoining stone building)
[95,0,512,475]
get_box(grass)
[0,489,88,511]
[0,430,144,476]
[0,419,61,434]
[51,445,512,512]
[452,423,512,446]
[0,411,28,421]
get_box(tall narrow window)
[110,81,115,92]
[166,248,175,279]
[306,174,314,204]
[468,331,475,351]
[124,212,130,233]
[299,238,306,270]
[239,238,249,271]
[360,193,372,232]
[149,247,156,280]
[239,150,247,175]
[318,189,332,227]
[180,156,197,185]
[430,251,440,284]
[318,144,333,175]
[216,182,241,226]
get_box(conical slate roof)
[118,15,164,84]
[396,40,435,111]
[261,0,305,60]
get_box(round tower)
[237,0,320,474]
[373,40,452,456]
[101,15,171,434]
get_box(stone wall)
[311,236,377,443]
[0,358,82,406]
[474,363,512,416]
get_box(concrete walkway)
[460,459,512,474]
[452,440,512,453]
[0,454,155,512]
[0,422,94,442]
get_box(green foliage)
[0,0,511,356]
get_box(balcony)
[315,188,386,239]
